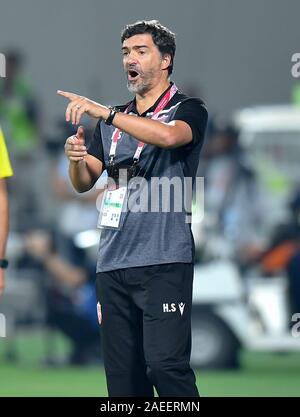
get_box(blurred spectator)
[197,124,266,270]
[21,230,101,365]
[0,50,45,230]
[260,188,300,316]
[0,50,39,154]
[0,125,13,297]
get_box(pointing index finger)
[57,90,79,101]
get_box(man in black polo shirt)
[58,20,207,397]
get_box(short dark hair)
[121,20,176,75]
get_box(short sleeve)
[173,98,208,147]
[87,120,105,166]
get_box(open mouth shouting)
[127,69,141,82]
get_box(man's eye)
[139,51,145,55]
[122,52,128,56]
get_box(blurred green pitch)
[0,331,300,397]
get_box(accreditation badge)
[97,186,127,230]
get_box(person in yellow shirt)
[0,126,13,297]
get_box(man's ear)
[161,53,172,71]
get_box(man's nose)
[127,58,138,67]
[125,53,138,66]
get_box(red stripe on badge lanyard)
[109,83,178,162]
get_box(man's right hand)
[64,126,87,162]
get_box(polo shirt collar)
[130,81,174,116]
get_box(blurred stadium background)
[1,0,300,397]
